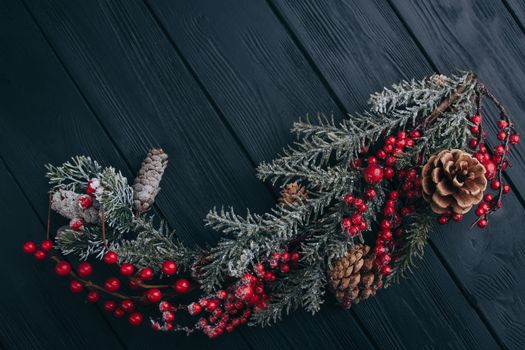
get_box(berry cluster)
[151,250,299,338]
[341,130,423,276]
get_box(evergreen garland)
[23,71,520,337]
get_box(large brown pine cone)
[421,149,487,214]
[132,149,168,213]
[329,245,383,307]
[278,182,308,207]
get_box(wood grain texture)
[0,0,250,349]
[144,0,501,349]
[0,159,125,350]
[272,0,525,348]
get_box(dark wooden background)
[1,0,525,349]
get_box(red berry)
[290,252,300,262]
[409,130,421,139]
[491,180,501,190]
[121,299,135,312]
[85,179,99,194]
[23,241,37,254]
[235,285,254,301]
[103,251,118,265]
[206,299,219,312]
[475,206,485,217]
[471,115,481,124]
[437,215,449,225]
[343,194,354,205]
[162,261,177,276]
[367,156,378,164]
[384,167,395,179]
[78,194,93,209]
[498,120,509,129]
[495,144,506,155]
[128,312,143,326]
[452,213,463,222]
[381,230,393,240]
[280,263,290,273]
[86,290,100,303]
[468,139,478,148]
[380,220,391,230]
[385,156,396,167]
[104,300,116,312]
[365,188,376,199]
[173,278,190,294]
[69,218,84,231]
[138,268,154,280]
[145,288,162,303]
[484,194,493,202]
[358,203,367,212]
[397,131,407,139]
[34,250,46,260]
[104,277,120,292]
[163,311,175,322]
[510,134,520,145]
[216,290,227,300]
[351,213,363,225]
[380,265,392,275]
[497,131,507,141]
[120,263,134,276]
[405,138,415,147]
[470,126,479,134]
[69,280,84,293]
[386,135,396,145]
[363,165,384,185]
[483,161,496,179]
[159,301,172,312]
[477,219,489,228]
[503,184,510,194]
[55,261,71,276]
[341,218,352,229]
[383,206,395,216]
[41,239,53,252]
[383,144,393,153]
[77,262,92,277]
[113,307,125,318]
[376,150,387,159]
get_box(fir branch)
[55,225,120,260]
[46,156,102,191]
[386,207,433,285]
[96,167,134,233]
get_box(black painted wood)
[0,0,523,349]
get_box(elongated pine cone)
[51,190,99,223]
[329,245,383,308]
[132,148,168,213]
[421,149,487,214]
[278,182,308,207]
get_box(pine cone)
[132,148,168,213]
[329,245,383,307]
[278,182,308,207]
[421,149,487,214]
[51,190,99,224]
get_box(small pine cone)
[421,149,487,214]
[51,190,99,224]
[328,245,383,307]
[132,148,168,213]
[278,182,308,207]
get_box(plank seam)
[142,0,278,203]
[0,155,128,350]
[501,0,525,36]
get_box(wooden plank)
[14,0,374,349]
[0,159,125,350]
[386,1,525,348]
[0,0,250,349]
[141,0,500,348]
[271,0,525,348]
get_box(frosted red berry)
[69,217,84,231]
[78,194,93,209]
[510,134,520,145]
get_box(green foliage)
[46,156,101,192]
[55,225,120,260]
[96,167,134,233]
